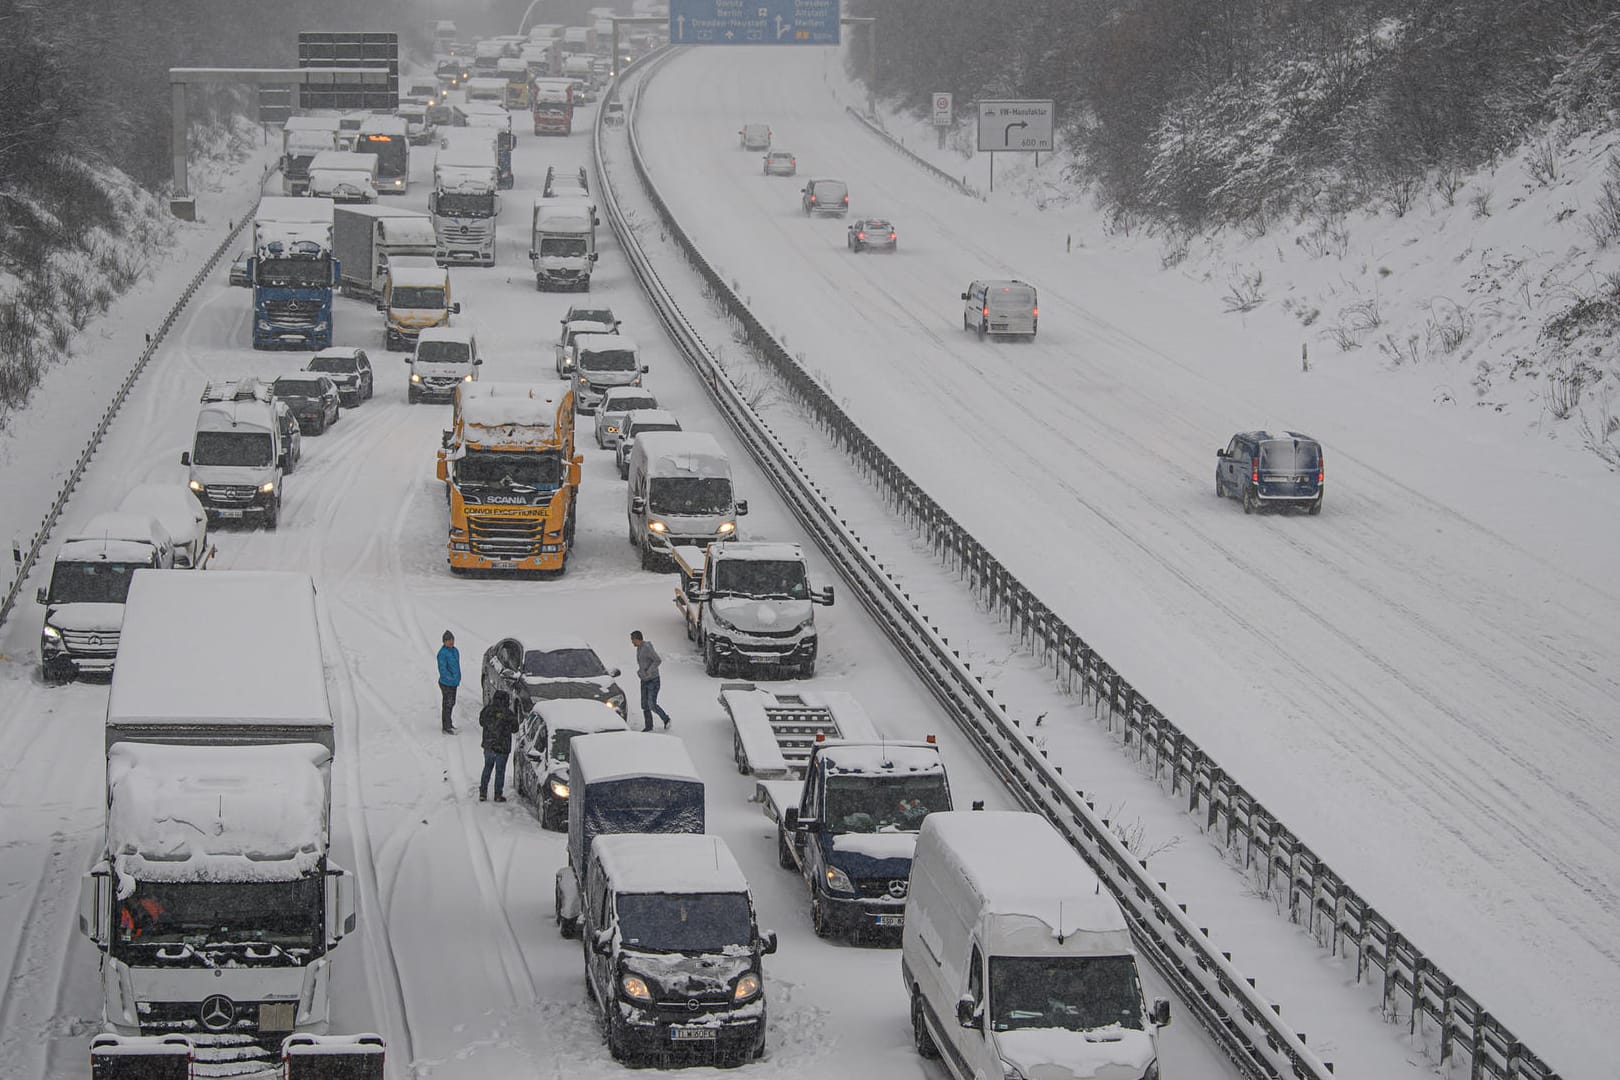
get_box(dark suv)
[1216,431,1323,514]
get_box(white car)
[117,484,209,568]
[594,387,660,449]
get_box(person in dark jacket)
[437,630,461,733]
[630,630,672,732]
[479,690,520,802]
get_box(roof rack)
[200,378,273,404]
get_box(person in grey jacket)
[630,630,672,732]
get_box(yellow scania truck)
[437,381,581,573]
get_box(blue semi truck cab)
[251,196,339,350]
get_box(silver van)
[962,279,1038,339]
[626,431,746,569]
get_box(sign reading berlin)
[976,99,1055,152]
[669,0,840,46]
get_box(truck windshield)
[540,237,588,257]
[285,154,316,177]
[457,450,562,490]
[416,340,470,364]
[49,561,144,605]
[111,878,321,966]
[648,477,731,515]
[823,774,950,834]
[255,258,331,289]
[436,193,495,217]
[710,559,807,599]
[989,955,1146,1033]
[616,892,752,953]
[579,348,637,371]
[354,134,407,179]
[194,431,274,468]
[390,286,446,309]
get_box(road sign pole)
[989,151,994,193]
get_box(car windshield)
[254,257,330,289]
[524,647,606,677]
[540,237,587,257]
[110,878,321,966]
[648,476,732,515]
[606,396,657,414]
[1259,440,1320,471]
[457,450,563,490]
[823,773,950,834]
[616,892,752,953]
[194,431,274,468]
[861,221,892,232]
[568,309,615,324]
[989,955,1146,1033]
[308,356,358,373]
[579,348,637,372]
[49,561,143,604]
[391,286,446,309]
[416,340,470,364]
[274,378,325,397]
[770,153,792,161]
[549,727,590,763]
[710,559,807,599]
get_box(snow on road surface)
[0,90,1243,1079]
[635,45,1620,1079]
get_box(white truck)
[332,204,436,301]
[306,150,378,203]
[431,131,500,266]
[561,54,595,100]
[673,542,835,677]
[281,127,339,196]
[79,571,355,1069]
[528,196,598,290]
[35,512,178,681]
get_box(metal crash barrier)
[89,1035,193,1080]
[281,1033,385,1080]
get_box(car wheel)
[332,406,341,425]
[977,320,987,340]
[704,636,720,677]
[911,988,941,1059]
[1308,495,1323,516]
[1215,473,1226,498]
[799,659,816,679]
[408,386,420,404]
[263,496,280,532]
[810,895,833,938]
[1242,485,1257,515]
[777,825,795,869]
[639,539,656,571]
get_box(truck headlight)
[315,322,328,332]
[717,521,735,534]
[620,974,651,1002]
[549,778,569,799]
[732,973,761,1002]
[259,481,276,493]
[258,320,272,330]
[463,373,474,382]
[577,375,588,385]
[647,521,666,533]
[824,865,854,894]
[41,624,62,642]
[188,480,204,493]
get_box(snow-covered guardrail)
[842,106,981,198]
[607,53,1564,1080]
[0,161,278,632]
[601,54,1331,1080]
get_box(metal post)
[989,152,994,193]
[171,81,188,198]
[612,21,620,77]
[867,20,877,116]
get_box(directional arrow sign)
[669,0,839,46]
[976,99,1054,152]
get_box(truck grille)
[61,628,119,655]
[468,513,546,557]
[206,485,259,507]
[262,300,321,326]
[857,878,908,901]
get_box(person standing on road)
[437,631,461,734]
[479,690,519,802]
[631,630,672,732]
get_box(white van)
[570,333,645,414]
[626,431,746,569]
[407,326,481,403]
[902,811,1169,1080]
[962,279,1038,339]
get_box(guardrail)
[843,106,980,198]
[600,55,1331,1080]
[0,160,277,632]
[606,53,1563,1080]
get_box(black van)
[1215,430,1324,514]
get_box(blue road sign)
[669,0,840,46]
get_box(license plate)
[670,1027,717,1042]
[540,544,560,553]
[493,560,517,569]
[875,914,904,927]
[219,509,244,520]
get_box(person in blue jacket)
[437,630,461,733]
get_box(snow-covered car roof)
[710,541,804,564]
[107,742,329,884]
[818,738,944,776]
[387,266,449,289]
[621,409,679,432]
[117,485,204,541]
[535,698,629,733]
[417,326,473,345]
[72,511,172,548]
[513,632,598,654]
[572,332,636,354]
[592,833,749,894]
[358,114,408,135]
[570,730,701,785]
[600,388,657,406]
[636,431,729,477]
[564,319,614,336]
[313,346,365,360]
[195,399,276,433]
[57,538,160,565]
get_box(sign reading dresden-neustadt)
[669,0,840,45]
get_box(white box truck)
[332,204,437,301]
[79,571,355,1067]
[528,196,597,290]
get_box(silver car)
[763,150,797,177]
[594,387,659,449]
[847,217,896,253]
[615,409,682,479]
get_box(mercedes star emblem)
[199,993,236,1032]
[888,879,910,899]
[88,634,102,648]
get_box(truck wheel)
[911,988,941,1059]
[263,496,280,532]
[777,825,794,869]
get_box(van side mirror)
[956,995,981,1029]
[818,584,835,606]
[452,302,462,314]
[1151,997,1171,1027]
[35,587,47,605]
[180,452,191,466]
[782,807,798,830]
[375,299,386,311]
[592,928,613,957]
[799,818,821,834]
[590,252,599,262]
[760,930,778,956]
[1216,448,1228,458]
[639,364,649,374]
[631,496,646,515]
[735,500,748,516]
[960,292,970,301]
[682,578,699,600]
[473,356,483,365]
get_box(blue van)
[1215,430,1324,514]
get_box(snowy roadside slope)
[638,45,1620,1079]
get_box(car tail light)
[809,195,816,203]
[1251,459,1260,483]
[1318,451,1324,485]
[982,306,990,318]
[1032,306,1038,317]
[888,232,896,240]
[842,194,849,204]
[856,232,866,239]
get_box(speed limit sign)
[932,92,952,127]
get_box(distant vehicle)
[739,123,771,151]
[272,374,342,435]
[562,304,619,329]
[602,100,625,128]
[513,699,628,829]
[763,150,796,176]
[847,217,897,253]
[593,386,659,450]
[961,279,1037,339]
[480,634,628,718]
[616,409,682,479]
[571,333,646,415]
[272,398,302,473]
[555,317,616,377]
[117,484,209,569]
[408,326,481,404]
[306,346,374,407]
[1215,431,1324,515]
[228,250,251,287]
[801,178,848,216]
